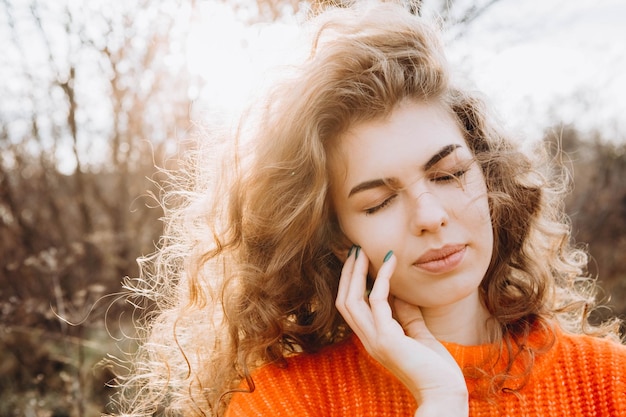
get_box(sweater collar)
[349,321,560,395]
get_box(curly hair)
[111,2,621,416]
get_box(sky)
[442,0,626,141]
[185,0,626,143]
[1,0,624,176]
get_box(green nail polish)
[355,246,361,259]
[347,245,355,258]
[383,250,393,262]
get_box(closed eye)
[364,194,398,215]
[431,169,467,183]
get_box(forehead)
[329,100,467,185]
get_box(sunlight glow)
[183,2,300,122]
[180,0,626,141]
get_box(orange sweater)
[226,327,626,416]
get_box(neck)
[420,290,491,346]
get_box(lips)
[413,244,467,274]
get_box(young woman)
[114,2,626,416]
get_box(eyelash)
[432,169,467,183]
[365,194,397,215]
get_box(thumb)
[392,297,434,341]
[392,298,458,368]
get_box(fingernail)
[355,246,361,259]
[347,245,355,258]
[383,250,393,262]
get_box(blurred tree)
[233,0,502,26]
[0,0,199,415]
[546,126,626,328]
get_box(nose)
[409,191,449,235]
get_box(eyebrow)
[424,144,461,171]
[347,144,462,198]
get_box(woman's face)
[330,100,493,310]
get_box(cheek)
[448,179,493,241]
[338,215,399,269]
[464,197,491,231]
[472,196,492,228]
[461,174,492,224]
[462,193,494,254]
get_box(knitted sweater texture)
[225,327,626,416]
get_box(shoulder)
[225,334,414,416]
[543,330,626,410]
[543,329,626,391]
[250,334,365,388]
[225,336,358,416]
[555,330,626,363]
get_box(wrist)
[414,389,468,417]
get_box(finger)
[345,247,368,304]
[336,247,370,335]
[368,252,398,333]
[336,246,357,307]
[342,249,374,338]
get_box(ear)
[328,217,353,261]
[333,245,352,262]
[330,233,354,262]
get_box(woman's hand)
[335,247,468,417]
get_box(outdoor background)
[1,0,625,416]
